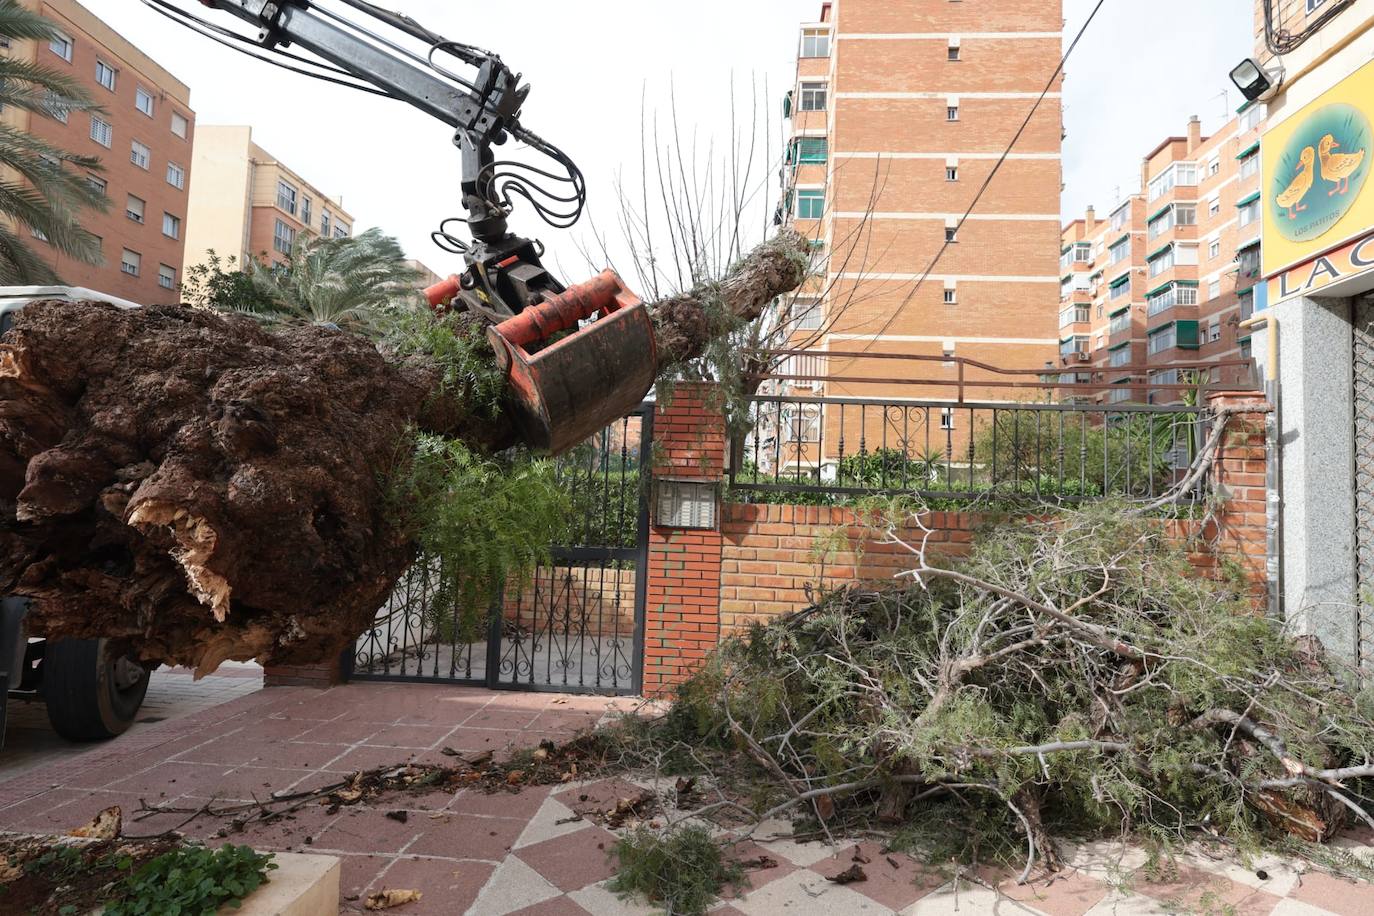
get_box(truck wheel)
[43,638,150,741]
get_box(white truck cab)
[1,287,153,744]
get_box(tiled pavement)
[1,682,1372,914]
[0,661,263,782]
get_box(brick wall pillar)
[262,650,346,688]
[642,383,726,697]
[1201,390,1272,603]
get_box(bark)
[0,231,809,674]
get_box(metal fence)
[731,395,1210,504]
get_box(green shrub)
[609,825,744,916]
[104,845,276,916]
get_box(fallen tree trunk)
[0,231,809,673]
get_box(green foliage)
[0,0,109,284]
[384,308,507,418]
[104,845,276,916]
[179,250,271,312]
[836,447,945,490]
[389,435,568,637]
[663,503,1374,867]
[609,825,745,916]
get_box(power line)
[851,0,1109,352]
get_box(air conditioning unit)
[1076,352,1091,363]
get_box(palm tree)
[0,0,108,284]
[246,227,423,328]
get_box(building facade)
[774,0,1064,466]
[183,125,353,274]
[1,0,195,303]
[1058,108,1268,404]
[1242,0,1374,670]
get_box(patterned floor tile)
[1289,869,1374,916]
[515,796,593,849]
[516,825,620,893]
[811,841,945,911]
[468,854,563,916]
[733,867,897,915]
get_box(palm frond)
[0,223,60,285]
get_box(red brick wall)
[642,384,726,696]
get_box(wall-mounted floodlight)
[1229,58,1281,102]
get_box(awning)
[1147,204,1173,224]
[1146,244,1172,262]
[1109,233,1130,250]
[1108,272,1131,288]
[1109,305,1130,318]
[1236,191,1261,207]
[1148,321,1175,336]
[1109,341,1131,351]
[1235,141,1260,160]
[1237,236,1261,251]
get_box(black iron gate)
[348,405,654,695]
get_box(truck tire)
[43,638,149,741]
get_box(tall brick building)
[777,0,1064,463]
[1,0,195,303]
[1059,106,1266,404]
[183,125,353,275]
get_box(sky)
[81,0,1256,280]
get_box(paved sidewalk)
[0,683,1371,915]
[0,662,262,782]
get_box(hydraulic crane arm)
[159,0,657,454]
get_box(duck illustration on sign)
[1271,103,1370,242]
[1318,132,1366,196]
[1276,146,1315,219]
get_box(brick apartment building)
[183,125,353,274]
[775,0,1064,465]
[0,0,195,303]
[1059,106,1266,404]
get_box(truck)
[2,287,155,744]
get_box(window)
[1240,338,1253,360]
[1060,304,1090,326]
[1238,196,1260,227]
[1109,347,1131,368]
[90,116,112,148]
[1149,247,1175,278]
[1147,163,1197,202]
[1239,150,1259,179]
[946,105,960,121]
[334,224,349,239]
[1238,245,1261,278]
[301,196,313,226]
[162,212,180,239]
[1107,385,1133,404]
[1208,198,1220,218]
[43,91,69,123]
[86,175,106,197]
[321,210,331,236]
[96,61,117,91]
[1147,283,1197,317]
[1149,368,1181,389]
[1148,208,1173,240]
[946,166,958,181]
[130,140,150,169]
[944,288,957,305]
[795,137,828,164]
[136,87,154,117]
[276,180,298,215]
[1176,205,1196,228]
[273,219,296,255]
[1109,309,1131,335]
[945,227,958,243]
[1209,158,1221,177]
[1209,319,1222,343]
[1109,277,1131,300]
[1241,103,1265,132]
[1307,0,1327,13]
[1073,242,1092,263]
[798,81,827,112]
[783,405,820,442]
[800,28,830,58]
[1109,236,1130,264]
[166,161,185,190]
[940,407,956,430]
[947,45,961,61]
[171,112,189,139]
[792,299,823,330]
[126,194,145,223]
[1239,287,1255,320]
[1110,202,1130,231]
[796,188,824,219]
[50,32,73,62]
[1148,324,1177,354]
[1209,239,1220,259]
[1208,279,1221,299]
[158,264,175,290]
[121,249,141,277]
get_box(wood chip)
[365,888,423,910]
[828,864,867,885]
[69,806,122,840]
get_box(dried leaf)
[365,888,423,910]
[828,864,867,884]
[814,793,835,822]
[506,770,526,785]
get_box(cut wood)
[0,231,809,673]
